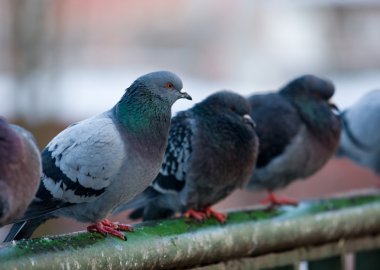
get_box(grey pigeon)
[115,91,258,223]
[0,118,41,227]
[337,90,380,174]
[4,71,191,241]
[246,75,341,206]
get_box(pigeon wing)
[38,114,126,208]
[151,111,194,195]
[249,93,302,168]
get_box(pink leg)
[183,209,207,222]
[204,207,227,223]
[260,191,298,207]
[87,219,134,240]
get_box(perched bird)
[0,119,42,227]
[246,75,341,206]
[337,90,380,174]
[115,91,259,223]
[4,71,191,241]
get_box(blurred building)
[1,0,380,122]
[0,0,379,240]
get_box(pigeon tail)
[4,216,53,242]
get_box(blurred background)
[0,0,379,238]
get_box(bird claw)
[87,219,133,240]
[261,192,298,207]
[87,224,108,237]
[184,208,227,223]
[184,209,207,222]
[116,223,134,232]
[204,207,227,223]
[101,219,134,232]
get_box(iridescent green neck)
[114,88,171,136]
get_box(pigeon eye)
[165,82,174,90]
[231,106,237,112]
[314,92,322,99]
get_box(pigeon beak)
[179,90,192,100]
[328,101,340,115]
[243,114,256,128]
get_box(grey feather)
[246,74,342,191]
[115,90,259,221]
[337,90,380,174]
[4,71,191,241]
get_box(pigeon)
[4,71,191,241]
[245,75,341,206]
[0,119,42,227]
[337,90,380,174]
[114,91,259,223]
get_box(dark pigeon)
[115,91,259,223]
[246,75,341,206]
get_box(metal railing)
[1,189,380,270]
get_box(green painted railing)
[1,189,380,269]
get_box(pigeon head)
[115,71,191,136]
[280,75,341,138]
[280,75,335,102]
[279,74,339,113]
[197,91,256,129]
[132,71,191,105]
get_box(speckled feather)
[115,91,259,221]
[156,111,194,193]
[246,75,341,191]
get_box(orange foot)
[260,191,298,207]
[204,207,227,223]
[184,209,207,221]
[87,219,134,240]
[184,207,227,223]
